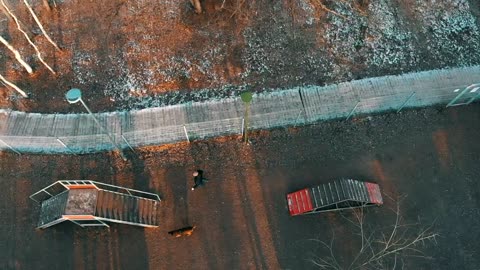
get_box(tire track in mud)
[14,179,31,269]
[141,149,216,270]
[191,145,260,270]
[143,166,184,270]
[370,159,398,199]
[191,142,265,269]
[58,154,146,270]
[72,156,115,270]
[234,143,282,270]
[432,130,452,169]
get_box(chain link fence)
[1,66,479,154]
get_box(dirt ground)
[0,0,480,112]
[0,104,479,270]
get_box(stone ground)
[0,103,479,270]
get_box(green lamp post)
[240,91,253,144]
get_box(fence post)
[397,92,416,113]
[241,118,245,136]
[121,134,135,152]
[56,137,76,154]
[183,125,190,143]
[0,138,21,155]
[346,101,360,121]
[293,109,303,128]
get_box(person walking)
[191,169,208,190]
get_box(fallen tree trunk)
[0,36,33,74]
[23,0,60,51]
[1,0,55,74]
[0,74,28,97]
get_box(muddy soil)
[0,104,479,269]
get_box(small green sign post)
[240,91,253,143]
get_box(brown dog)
[168,226,196,237]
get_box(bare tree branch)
[311,198,438,270]
[230,0,246,19]
[313,0,347,20]
[335,0,368,16]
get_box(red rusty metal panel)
[365,182,383,205]
[287,188,314,216]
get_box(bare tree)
[308,197,438,270]
[1,0,55,74]
[0,35,33,74]
[23,0,60,51]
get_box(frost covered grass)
[415,0,480,66]
[365,0,418,71]
[59,0,480,111]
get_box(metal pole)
[183,125,190,143]
[241,118,244,136]
[397,92,416,113]
[78,99,127,161]
[0,137,21,155]
[467,91,480,105]
[446,87,470,107]
[446,84,479,107]
[346,101,360,121]
[56,137,76,154]
[121,134,135,152]
[293,109,303,128]
[244,103,250,143]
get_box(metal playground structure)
[30,180,161,229]
[287,179,383,216]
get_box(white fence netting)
[1,66,479,154]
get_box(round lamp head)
[240,91,253,103]
[66,88,82,104]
